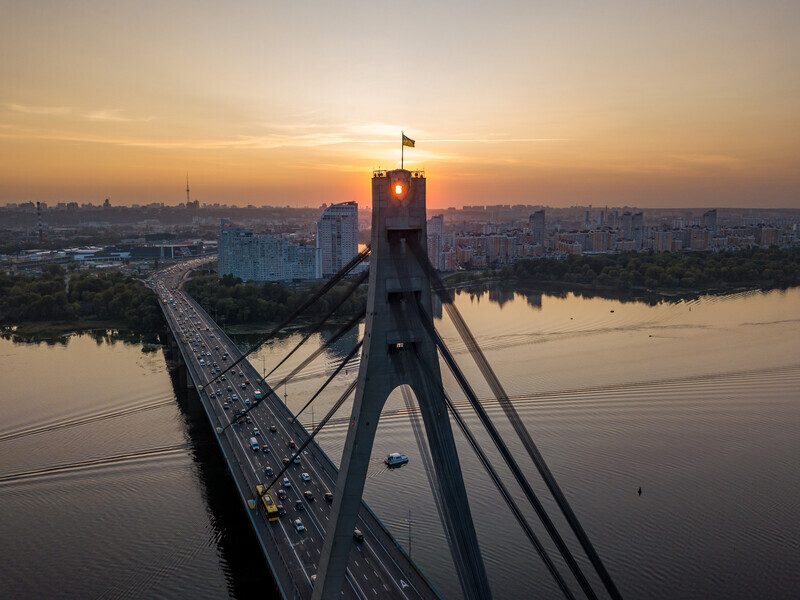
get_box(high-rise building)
[317,202,358,277]
[428,214,444,237]
[218,220,320,282]
[632,212,644,249]
[529,209,545,246]
[703,209,718,229]
[621,212,633,240]
[427,214,445,269]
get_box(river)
[1,286,799,599]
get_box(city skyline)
[2,1,799,209]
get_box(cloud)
[669,154,744,167]
[6,103,72,116]
[83,109,153,123]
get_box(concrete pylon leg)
[313,169,492,600]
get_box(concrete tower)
[312,169,492,600]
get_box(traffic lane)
[160,286,379,599]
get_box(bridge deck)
[150,263,441,600]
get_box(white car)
[293,519,304,532]
[300,472,310,482]
[283,477,291,488]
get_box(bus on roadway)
[256,485,279,521]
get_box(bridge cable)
[407,236,622,600]
[387,238,589,598]
[222,308,365,431]
[409,348,577,600]
[201,245,370,389]
[411,292,598,599]
[290,340,362,426]
[264,269,369,381]
[261,379,358,496]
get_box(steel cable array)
[407,235,622,600]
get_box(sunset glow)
[1,1,799,208]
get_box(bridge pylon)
[313,170,492,600]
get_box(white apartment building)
[218,221,321,282]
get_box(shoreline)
[5,279,782,340]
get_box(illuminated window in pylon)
[395,184,403,195]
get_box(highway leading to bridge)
[148,260,441,600]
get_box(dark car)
[270,425,277,432]
[288,440,296,448]
[353,529,364,542]
[282,457,291,466]
[324,492,333,503]
[303,490,314,502]
[295,499,304,511]
[277,489,287,500]
[264,467,273,477]
[277,504,286,516]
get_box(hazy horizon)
[2,1,799,209]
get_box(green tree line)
[184,274,367,326]
[503,247,800,290]
[0,266,164,332]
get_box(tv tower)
[186,173,190,205]
[36,202,43,242]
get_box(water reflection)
[0,327,160,347]
[320,323,359,361]
[165,345,280,599]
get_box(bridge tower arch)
[313,170,492,600]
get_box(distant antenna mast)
[186,173,190,205]
[36,202,43,242]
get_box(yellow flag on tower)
[402,133,415,148]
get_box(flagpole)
[401,131,404,170]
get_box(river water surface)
[1,286,799,599]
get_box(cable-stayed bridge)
[149,169,623,600]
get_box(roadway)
[147,260,440,600]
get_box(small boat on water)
[385,453,409,466]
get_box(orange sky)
[1,1,799,208]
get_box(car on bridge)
[265,466,273,477]
[295,500,304,511]
[300,472,310,482]
[353,529,364,543]
[283,477,291,488]
[324,492,333,503]
[288,440,296,448]
[277,489,287,500]
[304,491,314,502]
[293,519,305,532]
